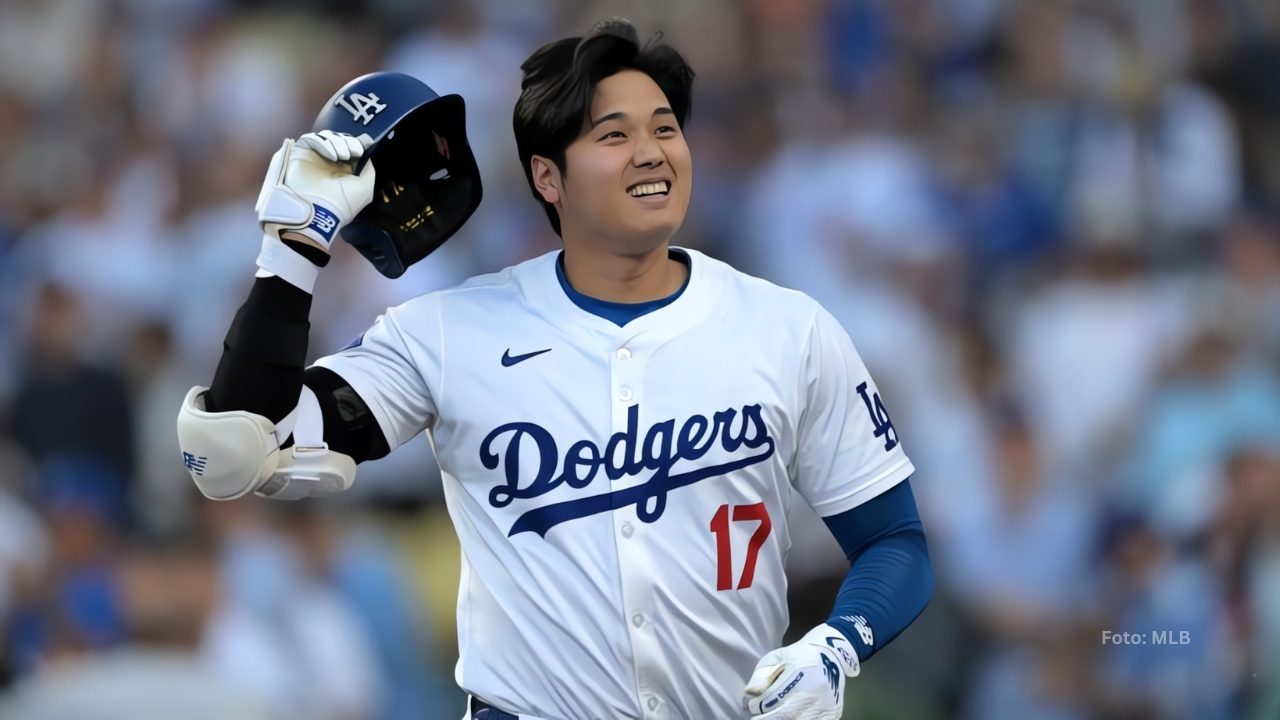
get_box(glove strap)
[810,623,861,678]
[255,233,320,293]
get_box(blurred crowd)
[1,0,1278,718]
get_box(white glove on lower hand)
[253,130,376,290]
[743,623,861,719]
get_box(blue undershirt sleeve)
[821,478,933,663]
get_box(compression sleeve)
[822,479,933,662]
[205,276,389,462]
[207,276,311,421]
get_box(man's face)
[554,69,692,252]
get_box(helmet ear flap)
[339,221,406,279]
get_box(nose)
[632,134,665,169]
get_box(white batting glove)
[253,130,376,291]
[743,624,860,719]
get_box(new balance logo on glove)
[309,206,339,241]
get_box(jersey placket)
[607,336,670,720]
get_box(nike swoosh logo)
[501,348,551,367]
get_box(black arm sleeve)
[205,276,390,463]
[207,277,311,422]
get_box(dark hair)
[513,18,694,236]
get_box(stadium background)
[1,0,1278,718]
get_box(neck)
[561,240,686,303]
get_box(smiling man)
[176,18,932,720]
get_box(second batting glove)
[743,623,861,719]
[254,130,376,291]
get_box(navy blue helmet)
[312,72,482,278]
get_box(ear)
[530,155,561,205]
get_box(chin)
[619,221,682,253]
[628,209,686,242]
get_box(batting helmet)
[312,72,483,278]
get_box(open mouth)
[626,180,671,198]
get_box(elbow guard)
[176,386,356,501]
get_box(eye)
[599,130,626,141]
[656,125,678,136]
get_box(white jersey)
[315,248,914,720]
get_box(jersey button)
[621,522,634,538]
[616,347,632,360]
[646,695,660,711]
[618,386,634,402]
[632,612,645,628]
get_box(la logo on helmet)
[335,92,388,125]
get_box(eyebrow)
[589,107,675,128]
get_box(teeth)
[628,181,670,197]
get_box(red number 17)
[709,502,773,590]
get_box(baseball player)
[177,19,933,720]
